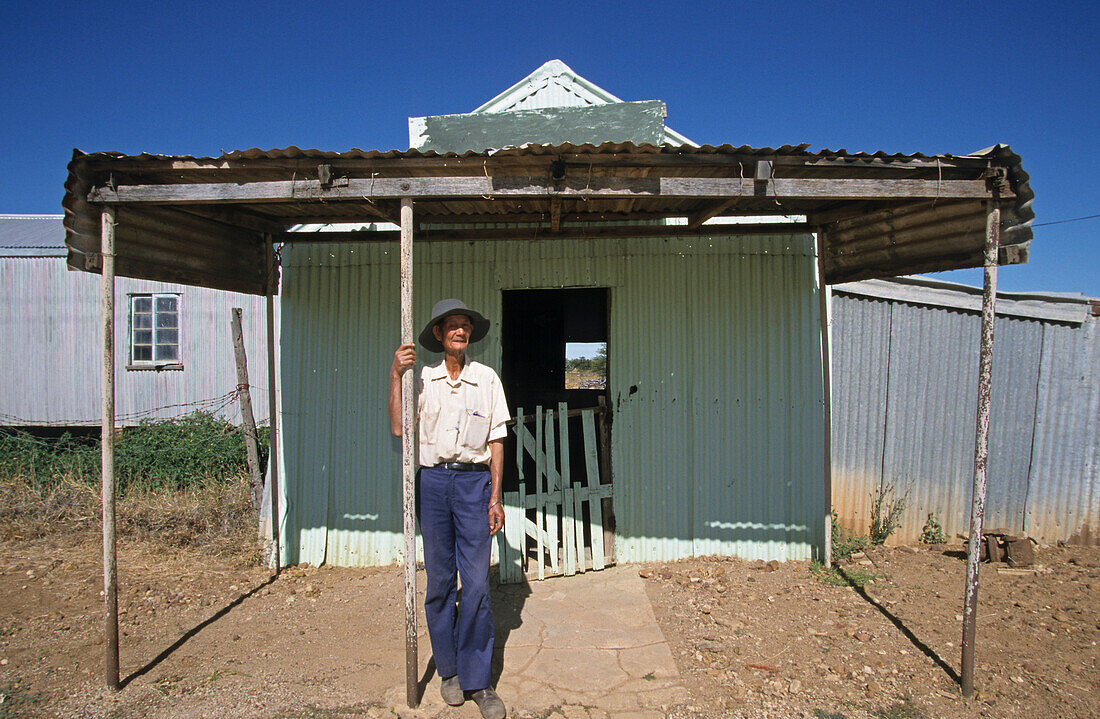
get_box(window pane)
[133,330,152,346]
[133,345,152,362]
[133,296,152,313]
[156,312,177,329]
[133,313,152,329]
[157,329,178,345]
[156,344,179,362]
[156,296,178,313]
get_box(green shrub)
[0,412,268,493]
[869,481,910,545]
[830,508,870,562]
[920,512,946,544]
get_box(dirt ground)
[0,530,1097,719]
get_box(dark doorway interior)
[500,287,609,493]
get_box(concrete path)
[383,565,689,719]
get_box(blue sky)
[2,1,1096,295]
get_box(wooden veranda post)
[400,197,418,708]
[231,308,263,509]
[100,207,120,690]
[816,229,834,568]
[265,238,281,574]
[961,197,1001,697]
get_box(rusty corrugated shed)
[276,231,826,566]
[831,279,1099,545]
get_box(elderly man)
[389,298,509,719]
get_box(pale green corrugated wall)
[277,234,825,566]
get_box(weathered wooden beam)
[83,151,994,175]
[276,222,813,245]
[89,176,997,204]
[686,198,741,229]
[549,196,562,232]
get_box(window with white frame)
[129,294,180,365]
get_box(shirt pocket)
[458,410,491,452]
[419,406,441,443]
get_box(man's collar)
[427,359,479,385]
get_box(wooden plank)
[687,198,742,229]
[522,482,613,507]
[574,485,587,574]
[499,490,523,584]
[534,405,545,581]
[523,517,551,546]
[544,408,560,575]
[89,176,996,204]
[518,481,529,560]
[562,486,576,576]
[581,410,606,571]
[509,405,607,426]
[549,196,562,232]
[558,403,576,576]
[513,405,526,581]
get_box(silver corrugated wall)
[831,289,1099,545]
[0,257,269,426]
[276,234,826,567]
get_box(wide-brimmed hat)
[418,298,490,353]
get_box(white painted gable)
[409,60,696,148]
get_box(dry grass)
[0,472,260,566]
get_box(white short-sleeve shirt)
[416,359,510,467]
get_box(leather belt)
[434,462,490,472]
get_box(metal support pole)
[816,229,834,568]
[400,198,419,708]
[100,206,120,690]
[265,238,282,575]
[961,199,1000,697]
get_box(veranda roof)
[63,141,1033,294]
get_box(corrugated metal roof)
[63,141,1034,294]
[0,214,66,256]
[835,276,1093,324]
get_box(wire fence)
[0,385,271,430]
[0,385,271,490]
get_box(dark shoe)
[471,688,506,719]
[440,675,463,706]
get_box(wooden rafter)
[89,176,999,205]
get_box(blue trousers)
[416,466,494,691]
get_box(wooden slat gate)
[496,403,613,583]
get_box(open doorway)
[500,287,608,415]
[498,288,614,575]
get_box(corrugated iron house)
[831,276,1099,546]
[0,214,269,429]
[61,61,1034,570]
